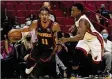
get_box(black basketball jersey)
[36,20,55,48]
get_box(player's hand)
[57,45,62,52]
[24,54,29,61]
[58,37,69,44]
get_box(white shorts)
[76,38,102,63]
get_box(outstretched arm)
[52,22,61,44]
[21,21,37,32]
[59,18,89,43]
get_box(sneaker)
[103,69,112,78]
[25,64,36,74]
[25,67,34,74]
[103,69,110,75]
[63,70,67,78]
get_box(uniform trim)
[75,47,88,57]
[87,29,104,63]
[40,46,57,62]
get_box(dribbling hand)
[58,37,68,44]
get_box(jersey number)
[42,39,48,45]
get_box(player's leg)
[89,38,103,75]
[73,40,90,66]
[25,45,41,74]
[72,40,90,76]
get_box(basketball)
[8,29,22,42]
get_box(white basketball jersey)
[75,14,103,41]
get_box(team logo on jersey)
[47,28,51,32]
[38,32,52,37]
[38,28,41,31]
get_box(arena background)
[1,0,112,79]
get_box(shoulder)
[52,22,60,32]
[79,15,88,22]
[79,18,87,22]
[32,20,39,29]
[79,18,89,26]
[79,15,91,28]
[30,20,38,28]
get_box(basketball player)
[101,29,112,74]
[24,7,61,78]
[59,3,104,75]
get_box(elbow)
[79,37,83,40]
[73,34,84,41]
[78,35,84,40]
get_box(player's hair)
[39,7,50,14]
[73,3,84,12]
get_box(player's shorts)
[27,44,56,77]
[76,38,102,63]
[29,44,55,62]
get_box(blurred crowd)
[0,1,112,79]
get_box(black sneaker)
[103,69,110,74]
[63,70,67,78]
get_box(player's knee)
[74,48,87,57]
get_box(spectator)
[29,14,36,21]
[96,4,111,26]
[1,35,16,78]
[101,29,112,74]
[1,35,14,59]
[2,16,12,40]
[25,14,37,26]
[22,18,37,44]
[14,32,34,78]
[100,4,110,19]
[43,2,56,22]
[21,32,33,61]
[25,18,32,26]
